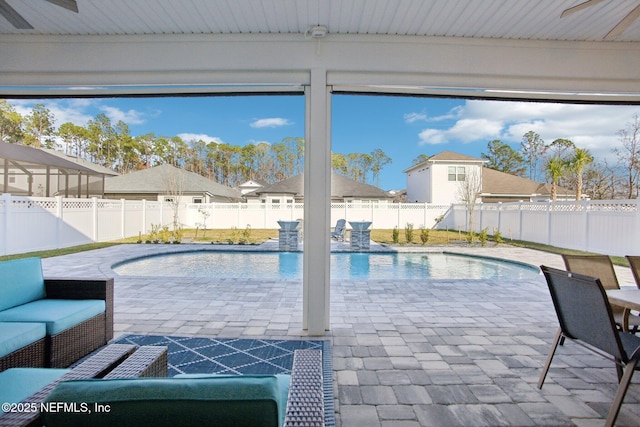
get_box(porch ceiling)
[0,0,639,42]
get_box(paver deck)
[42,243,640,426]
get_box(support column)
[303,69,331,335]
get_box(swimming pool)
[112,251,540,280]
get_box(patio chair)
[562,254,640,333]
[331,219,346,241]
[625,256,640,289]
[538,266,640,427]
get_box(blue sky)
[10,95,639,190]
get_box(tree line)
[0,100,391,188]
[412,114,640,200]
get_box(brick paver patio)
[42,243,640,426]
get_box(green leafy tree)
[24,104,55,148]
[0,100,23,143]
[57,122,89,157]
[568,147,593,201]
[545,157,566,201]
[520,131,546,181]
[481,139,525,175]
[412,154,430,165]
[370,148,392,188]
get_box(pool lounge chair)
[331,219,346,241]
[538,266,640,427]
[562,254,640,333]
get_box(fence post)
[0,193,10,255]
[583,200,590,252]
[142,199,147,236]
[518,201,524,240]
[497,202,502,235]
[92,197,99,242]
[546,201,552,246]
[56,196,63,249]
[120,199,126,239]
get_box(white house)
[404,151,574,204]
[404,151,485,204]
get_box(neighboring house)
[104,164,240,203]
[0,142,112,198]
[404,150,574,204]
[237,179,268,195]
[244,172,394,204]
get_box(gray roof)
[481,167,572,197]
[105,164,240,200]
[253,172,392,199]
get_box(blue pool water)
[113,251,540,280]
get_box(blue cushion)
[42,375,291,427]
[0,322,46,358]
[0,299,105,335]
[0,368,70,412]
[0,258,46,312]
[174,374,291,425]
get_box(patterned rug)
[114,334,334,426]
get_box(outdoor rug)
[113,334,334,425]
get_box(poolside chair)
[538,266,640,427]
[331,219,346,241]
[625,256,640,289]
[562,254,640,333]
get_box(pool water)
[113,251,540,280]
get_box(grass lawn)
[0,228,626,266]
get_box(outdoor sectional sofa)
[0,257,113,370]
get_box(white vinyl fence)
[438,200,640,257]
[0,194,449,256]
[3,193,638,257]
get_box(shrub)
[466,231,475,244]
[420,227,429,245]
[478,228,488,247]
[392,226,399,244]
[493,228,504,245]
[405,223,414,244]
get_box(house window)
[271,199,280,204]
[448,166,466,181]
[8,176,15,184]
[192,197,203,203]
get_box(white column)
[303,68,331,335]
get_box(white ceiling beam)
[1,33,639,101]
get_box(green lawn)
[0,228,626,266]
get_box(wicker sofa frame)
[0,343,168,427]
[44,277,114,368]
[0,338,46,372]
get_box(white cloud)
[177,133,224,145]
[404,112,428,123]
[100,106,145,125]
[250,118,292,128]
[415,99,640,159]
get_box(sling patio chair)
[625,255,640,289]
[562,254,640,333]
[538,266,640,427]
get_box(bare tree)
[162,165,185,234]
[613,114,640,199]
[457,167,482,234]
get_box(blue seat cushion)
[0,299,105,335]
[0,322,46,358]
[42,375,291,427]
[0,258,46,312]
[0,368,70,413]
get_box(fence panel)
[2,194,639,256]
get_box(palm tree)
[545,157,566,201]
[569,147,593,201]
